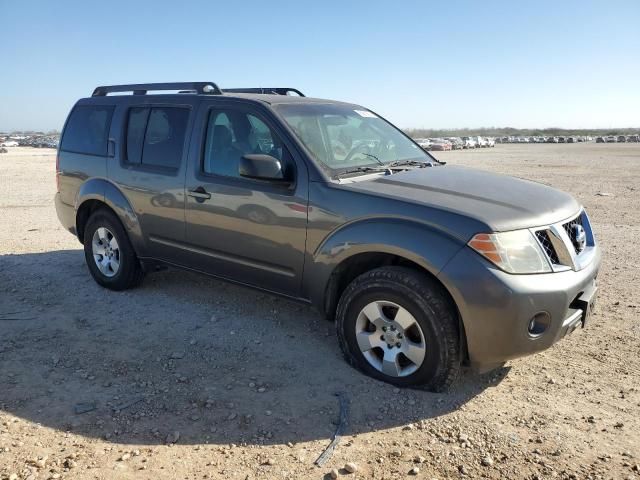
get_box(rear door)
[108,97,197,260]
[182,99,309,297]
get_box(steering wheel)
[343,143,372,163]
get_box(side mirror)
[239,154,288,182]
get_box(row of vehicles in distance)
[5,132,638,152]
[497,135,640,144]
[497,136,593,143]
[595,135,640,143]
[414,136,496,151]
[413,134,640,150]
[0,134,60,148]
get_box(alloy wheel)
[355,300,426,377]
[91,227,120,278]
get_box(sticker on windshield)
[354,109,377,118]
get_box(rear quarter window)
[60,105,114,156]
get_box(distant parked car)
[429,138,451,151]
[558,137,566,143]
[606,136,617,143]
[627,135,639,142]
[596,137,605,143]
[414,138,433,150]
[485,137,495,147]
[617,135,627,143]
[447,138,464,150]
[461,136,476,148]
[567,137,576,143]
[474,136,488,148]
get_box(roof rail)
[92,82,222,97]
[223,87,305,97]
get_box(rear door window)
[60,105,114,156]
[125,107,149,165]
[125,106,190,170]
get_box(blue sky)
[1,0,638,131]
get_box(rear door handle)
[107,139,116,157]
[188,186,211,201]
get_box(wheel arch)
[75,178,144,254]
[323,251,469,365]
[306,218,469,362]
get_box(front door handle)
[188,186,212,201]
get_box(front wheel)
[336,267,461,391]
[83,208,145,290]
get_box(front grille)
[563,214,585,254]
[535,230,560,264]
[533,210,594,271]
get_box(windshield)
[274,103,434,174]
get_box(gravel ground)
[0,143,639,480]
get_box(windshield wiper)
[362,153,384,165]
[333,153,392,178]
[387,159,432,168]
[333,165,391,178]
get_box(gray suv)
[55,82,600,391]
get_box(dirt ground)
[1,143,639,480]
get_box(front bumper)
[438,244,601,372]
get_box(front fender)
[75,178,144,254]
[304,217,465,311]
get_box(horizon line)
[2,126,640,134]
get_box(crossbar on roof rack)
[92,82,222,97]
[223,87,305,97]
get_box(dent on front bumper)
[438,244,601,372]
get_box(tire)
[336,266,460,391]
[83,208,145,290]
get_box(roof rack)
[92,82,222,97]
[223,87,305,97]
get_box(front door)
[183,101,308,297]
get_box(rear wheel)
[336,266,461,391]
[83,209,144,290]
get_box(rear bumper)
[438,245,601,372]
[54,193,77,237]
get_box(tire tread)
[335,266,460,392]
[83,208,144,291]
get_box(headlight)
[468,230,552,274]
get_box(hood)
[341,165,581,232]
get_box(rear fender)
[75,178,144,253]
